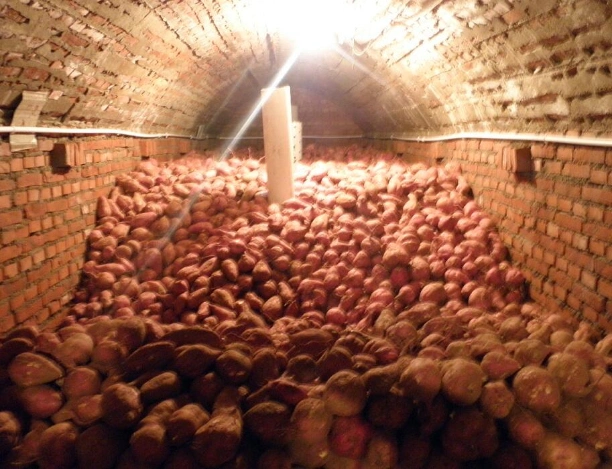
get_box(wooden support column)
[262,86,295,204]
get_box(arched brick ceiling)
[1,0,611,138]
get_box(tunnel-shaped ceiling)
[1,0,611,138]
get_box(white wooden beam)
[261,86,295,204]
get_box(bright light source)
[255,0,364,51]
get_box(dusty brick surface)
[1,1,612,138]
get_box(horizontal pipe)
[2,126,612,148]
[0,126,202,139]
[0,126,364,141]
[378,131,612,148]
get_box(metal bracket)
[9,91,49,152]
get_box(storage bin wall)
[1,135,611,333]
[390,139,612,332]
[0,137,206,333]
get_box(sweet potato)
[362,363,400,395]
[139,398,182,427]
[550,329,574,348]
[129,422,170,466]
[442,407,498,461]
[289,397,333,444]
[37,422,79,469]
[215,349,252,384]
[91,339,128,373]
[546,352,590,398]
[513,339,551,366]
[479,380,515,419]
[71,393,104,426]
[19,385,63,419]
[536,432,600,469]
[210,287,236,309]
[172,343,220,379]
[244,400,292,446]
[362,430,399,469]
[324,370,367,417]
[190,372,224,409]
[140,371,182,403]
[35,331,62,355]
[0,411,21,456]
[250,347,282,388]
[115,317,147,352]
[513,365,561,413]
[5,324,39,342]
[2,419,47,467]
[480,350,521,380]
[399,302,439,328]
[76,423,128,469]
[289,328,335,359]
[266,378,310,406]
[468,332,504,358]
[505,406,545,450]
[288,429,332,467]
[8,352,64,386]
[62,366,101,400]
[415,394,450,436]
[363,337,399,364]
[162,325,222,348]
[585,368,612,412]
[328,415,372,459]
[0,337,34,366]
[123,341,175,378]
[398,357,441,402]
[167,403,210,446]
[262,295,283,321]
[286,354,319,383]
[441,358,486,406]
[191,387,243,468]
[419,282,447,305]
[382,243,410,269]
[498,316,529,342]
[101,383,143,429]
[545,398,584,439]
[366,388,413,429]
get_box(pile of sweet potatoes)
[1,145,611,468]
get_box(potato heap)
[1,145,611,468]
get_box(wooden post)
[262,86,295,204]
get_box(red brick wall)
[393,139,612,332]
[0,136,200,333]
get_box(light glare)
[257,0,361,51]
